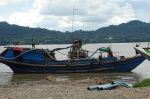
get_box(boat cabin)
[0,47,56,64]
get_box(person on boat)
[32,39,35,49]
[136,44,140,47]
[15,41,19,45]
[98,54,102,61]
[107,47,113,57]
[135,44,140,55]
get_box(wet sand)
[0,76,150,99]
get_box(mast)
[72,8,78,33]
[68,8,88,59]
[109,36,112,50]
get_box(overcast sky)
[0,0,150,31]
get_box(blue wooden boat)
[0,40,145,73]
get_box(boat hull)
[0,55,145,73]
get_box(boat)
[0,39,145,73]
[134,47,150,61]
[87,81,131,91]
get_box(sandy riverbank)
[0,76,150,99]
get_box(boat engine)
[68,39,88,59]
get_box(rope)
[88,49,99,58]
[54,48,102,58]
[55,50,68,56]
[43,49,57,61]
[88,51,101,54]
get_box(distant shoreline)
[0,20,150,45]
[0,41,149,46]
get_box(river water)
[0,43,149,85]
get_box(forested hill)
[0,20,150,45]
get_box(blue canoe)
[87,81,131,91]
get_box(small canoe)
[87,81,131,91]
[135,47,150,61]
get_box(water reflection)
[0,72,144,85]
[0,72,13,85]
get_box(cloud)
[0,0,23,6]
[32,0,88,16]
[8,9,44,27]
[7,0,136,31]
[106,3,135,25]
[131,0,150,2]
[0,16,3,21]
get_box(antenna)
[109,36,112,50]
[72,8,78,34]
[72,7,78,39]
